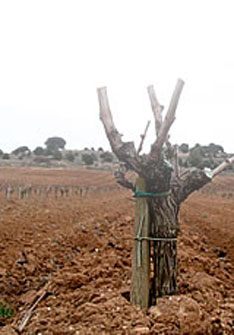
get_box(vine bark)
[97,80,234,307]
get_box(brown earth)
[0,167,233,335]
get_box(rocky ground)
[0,167,233,334]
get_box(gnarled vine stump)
[97,80,234,308]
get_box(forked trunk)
[97,82,234,309]
[148,195,179,303]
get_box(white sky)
[0,0,234,153]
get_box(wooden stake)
[18,283,51,332]
[131,178,150,309]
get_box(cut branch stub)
[114,164,135,190]
[149,79,184,161]
[137,120,151,155]
[97,87,123,150]
[210,156,234,178]
[147,85,163,136]
[172,155,234,205]
[97,87,142,174]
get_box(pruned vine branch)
[149,79,184,161]
[147,85,163,136]
[114,164,135,190]
[173,156,234,204]
[210,156,234,178]
[97,87,125,151]
[97,87,142,174]
[97,80,234,198]
[137,120,151,155]
[114,171,135,190]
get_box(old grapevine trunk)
[146,168,213,301]
[97,82,234,308]
[149,195,179,301]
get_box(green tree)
[33,146,45,156]
[100,151,114,162]
[12,146,31,156]
[179,143,189,153]
[208,143,224,157]
[65,151,75,162]
[45,137,66,152]
[188,145,204,167]
[82,153,95,165]
[52,150,62,160]
[2,153,10,160]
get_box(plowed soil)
[0,167,233,335]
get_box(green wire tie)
[135,236,177,241]
[134,190,171,198]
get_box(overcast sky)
[0,0,234,153]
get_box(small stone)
[133,326,150,334]
[125,216,133,223]
[149,306,161,318]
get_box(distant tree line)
[0,139,232,170]
[178,143,229,169]
[0,136,116,166]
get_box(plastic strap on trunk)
[134,190,171,198]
